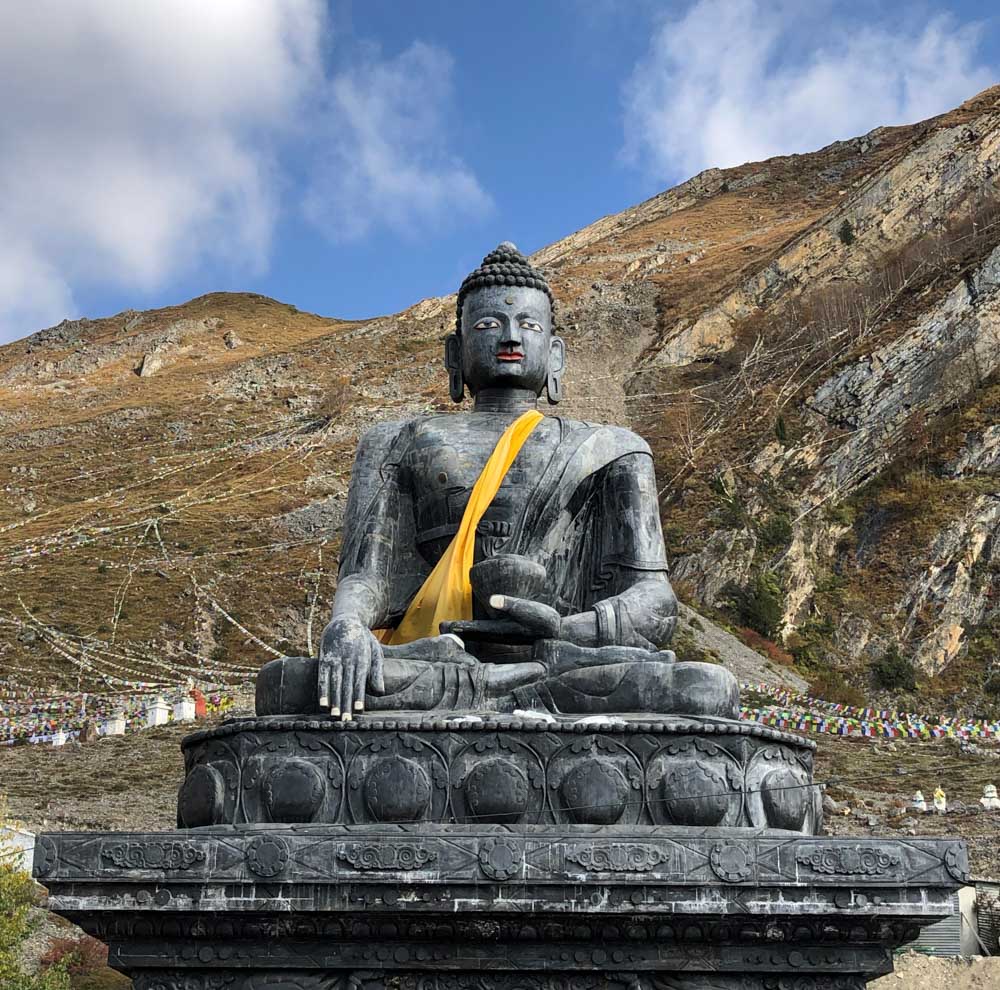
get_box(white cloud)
[302,42,492,241]
[0,233,74,339]
[0,4,490,342]
[0,0,323,341]
[622,0,995,181]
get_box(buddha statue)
[257,243,737,720]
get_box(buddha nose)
[500,318,522,345]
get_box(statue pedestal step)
[178,714,821,832]
[35,824,968,989]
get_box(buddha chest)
[404,413,560,564]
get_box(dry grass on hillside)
[0,88,996,707]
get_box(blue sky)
[0,0,997,341]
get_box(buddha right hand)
[318,616,385,720]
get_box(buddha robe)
[257,415,737,717]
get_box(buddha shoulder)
[351,418,411,470]
[552,417,653,458]
[351,415,652,466]
[351,414,464,467]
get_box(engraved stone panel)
[337,842,437,871]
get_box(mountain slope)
[0,86,997,711]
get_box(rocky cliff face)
[0,87,996,709]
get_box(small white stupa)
[981,784,1000,810]
[173,697,196,723]
[912,790,926,813]
[146,697,170,728]
[103,712,127,736]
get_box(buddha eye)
[520,319,543,333]
[473,318,500,331]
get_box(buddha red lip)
[497,351,524,362]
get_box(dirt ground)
[813,734,1000,880]
[873,951,1000,988]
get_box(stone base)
[177,714,821,832]
[36,824,968,990]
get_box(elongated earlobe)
[445,333,464,403]
[546,335,566,405]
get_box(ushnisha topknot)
[456,241,555,333]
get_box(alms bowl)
[470,554,547,618]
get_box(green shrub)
[872,644,917,691]
[0,861,70,990]
[757,513,792,554]
[727,573,785,640]
[40,934,125,990]
[787,615,836,669]
[969,626,999,666]
[661,523,686,556]
[710,476,746,528]
[837,219,855,246]
[823,501,856,527]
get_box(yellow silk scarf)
[386,409,544,646]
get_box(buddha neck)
[472,388,539,415]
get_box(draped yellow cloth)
[385,409,544,646]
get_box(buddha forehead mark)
[462,284,552,326]
[455,241,555,334]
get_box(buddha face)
[459,284,561,396]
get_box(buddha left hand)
[441,595,561,642]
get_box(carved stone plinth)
[177,715,821,832]
[35,719,967,988]
[36,823,967,990]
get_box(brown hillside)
[0,86,997,711]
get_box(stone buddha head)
[446,242,566,404]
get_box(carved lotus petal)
[760,766,809,832]
[465,758,529,824]
[364,756,431,823]
[178,764,226,828]
[263,759,326,824]
[559,759,629,825]
[659,759,731,827]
